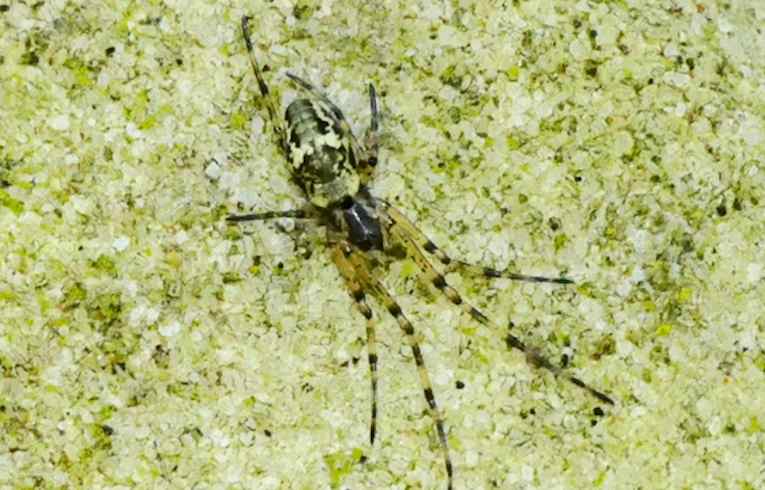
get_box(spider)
[227,15,613,490]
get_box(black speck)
[521,30,533,49]
[20,51,39,66]
[593,406,605,417]
[681,238,694,253]
[574,175,582,182]
[716,202,727,217]
[455,380,465,389]
[293,4,312,20]
[264,429,272,437]
[0,5,9,12]
[105,46,115,57]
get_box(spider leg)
[286,72,347,119]
[331,242,454,490]
[241,16,289,154]
[226,208,316,222]
[330,243,380,445]
[378,203,614,406]
[380,201,572,284]
[360,83,380,170]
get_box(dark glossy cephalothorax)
[227,16,613,490]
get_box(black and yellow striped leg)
[226,208,316,223]
[241,16,289,154]
[379,204,614,406]
[360,84,380,171]
[331,243,454,490]
[380,201,572,284]
[330,244,380,445]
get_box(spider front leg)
[241,16,289,154]
[378,202,614,405]
[331,242,454,490]
[380,201,572,284]
[329,242,380,445]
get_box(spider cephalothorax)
[227,15,613,490]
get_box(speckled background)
[1,1,763,489]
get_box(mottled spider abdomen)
[285,98,360,208]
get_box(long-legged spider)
[227,15,613,490]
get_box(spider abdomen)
[285,98,360,208]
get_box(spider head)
[340,195,383,251]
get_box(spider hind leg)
[240,16,289,154]
[360,83,380,171]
